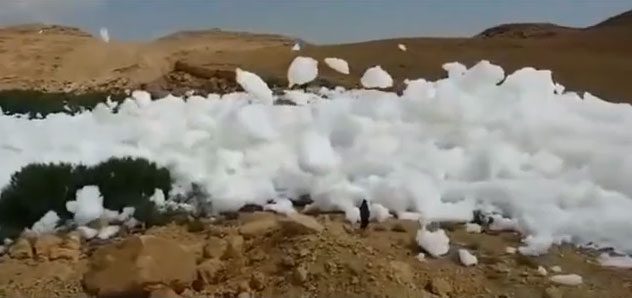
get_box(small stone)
[293,265,309,284]
[427,278,452,296]
[544,286,563,298]
[537,266,548,276]
[223,235,244,259]
[351,276,359,285]
[196,259,224,285]
[203,237,227,259]
[9,238,33,260]
[299,248,310,257]
[250,271,266,291]
[281,255,295,267]
[238,280,250,292]
[149,287,181,298]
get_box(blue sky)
[0,0,630,44]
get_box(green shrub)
[0,89,127,118]
[0,157,173,239]
[0,163,77,238]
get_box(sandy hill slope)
[0,9,631,103]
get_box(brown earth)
[1,212,631,298]
[0,10,631,102]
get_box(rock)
[149,287,182,298]
[196,258,224,286]
[279,214,324,236]
[83,235,197,297]
[427,278,452,296]
[33,234,63,260]
[293,265,309,284]
[203,237,227,259]
[9,238,33,260]
[239,218,280,238]
[223,235,244,259]
[250,271,266,291]
[544,287,563,298]
[537,266,548,276]
[281,255,296,267]
[49,247,81,262]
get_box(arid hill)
[0,9,631,103]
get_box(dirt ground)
[0,10,631,102]
[0,213,631,298]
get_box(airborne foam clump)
[99,27,110,43]
[398,44,407,51]
[288,56,318,87]
[2,60,632,255]
[235,68,274,104]
[361,66,393,88]
[324,57,350,75]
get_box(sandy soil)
[0,10,631,102]
[0,213,631,298]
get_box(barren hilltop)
[0,9,631,102]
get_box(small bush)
[0,157,173,239]
[0,89,127,118]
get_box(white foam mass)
[324,57,350,75]
[550,274,583,286]
[235,68,274,104]
[292,43,301,51]
[288,56,318,87]
[398,44,407,51]
[458,249,478,266]
[416,226,450,257]
[1,61,632,255]
[31,211,60,234]
[67,186,104,226]
[360,66,393,88]
[597,253,632,268]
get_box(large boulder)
[83,235,197,297]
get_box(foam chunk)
[288,56,319,87]
[458,249,478,266]
[361,66,393,88]
[324,57,350,75]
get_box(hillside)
[0,9,631,103]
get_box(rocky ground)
[0,211,631,298]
